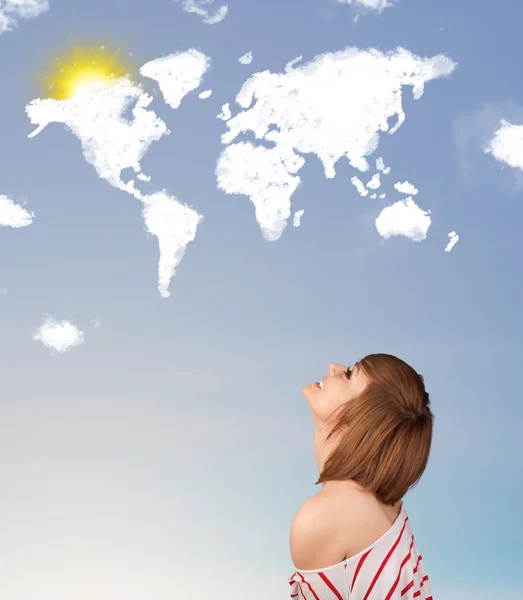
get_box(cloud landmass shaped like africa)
[25,49,210,298]
[0,0,49,34]
[216,47,456,243]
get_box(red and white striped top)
[289,502,432,600]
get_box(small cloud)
[485,119,523,171]
[394,180,418,195]
[217,103,231,121]
[89,318,102,329]
[198,89,212,99]
[336,0,396,19]
[238,51,253,65]
[140,49,211,110]
[366,173,381,190]
[293,209,304,227]
[351,176,368,196]
[0,0,49,35]
[177,0,228,24]
[375,197,431,242]
[285,56,303,73]
[453,101,523,186]
[445,231,459,252]
[376,156,391,174]
[33,317,85,354]
[0,194,34,227]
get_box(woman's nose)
[328,363,344,376]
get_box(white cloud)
[351,176,368,196]
[26,77,168,197]
[216,141,305,241]
[217,47,456,241]
[370,193,377,199]
[0,0,48,34]
[239,51,253,65]
[141,190,202,298]
[453,102,523,183]
[366,172,381,189]
[26,50,210,298]
[0,194,34,227]
[178,0,228,24]
[336,0,395,14]
[140,49,211,109]
[445,231,459,252]
[198,89,212,99]
[285,56,303,72]
[379,192,386,198]
[217,103,231,121]
[33,317,84,353]
[485,119,523,171]
[376,156,391,174]
[293,209,304,227]
[375,197,431,242]
[394,180,418,195]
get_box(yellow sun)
[42,43,136,100]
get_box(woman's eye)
[345,368,351,379]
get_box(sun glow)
[43,44,135,100]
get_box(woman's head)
[301,353,434,506]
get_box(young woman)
[289,353,434,600]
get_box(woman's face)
[302,362,370,425]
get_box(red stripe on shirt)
[401,580,414,596]
[318,572,344,600]
[351,549,373,592]
[384,535,415,600]
[296,572,322,600]
[362,516,409,600]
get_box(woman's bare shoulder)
[290,489,355,571]
[290,485,402,570]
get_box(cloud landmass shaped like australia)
[25,50,210,298]
[216,47,456,242]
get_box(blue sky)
[1,0,522,598]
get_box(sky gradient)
[1,0,522,598]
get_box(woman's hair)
[315,353,434,506]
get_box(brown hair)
[315,353,434,506]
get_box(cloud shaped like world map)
[26,46,456,298]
